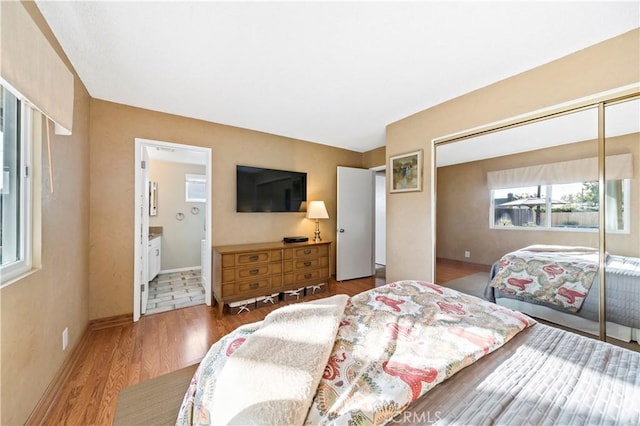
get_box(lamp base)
[313,219,322,243]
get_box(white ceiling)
[36,1,639,153]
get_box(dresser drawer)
[270,249,282,262]
[236,264,271,280]
[221,254,235,268]
[222,278,271,297]
[293,246,327,258]
[237,251,270,265]
[293,257,328,270]
[222,282,235,296]
[293,267,329,283]
[221,268,235,283]
[237,278,271,294]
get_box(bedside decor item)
[305,283,327,296]
[390,149,422,193]
[306,201,329,243]
[283,236,309,243]
[227,298,256,314]
[282,287,305,302]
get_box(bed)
[484,245,640,343]
[176,280,640,425]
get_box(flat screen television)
[236,165,307,213]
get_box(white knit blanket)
[209,294,349,425]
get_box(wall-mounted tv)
[236,165,307,213]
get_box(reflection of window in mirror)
[605,97,639,248]
[489,178,630,232]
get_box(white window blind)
[487,153,633,190]
[0,1,74,134]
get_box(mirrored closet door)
[434,90,639,346]
[603,96,639,344]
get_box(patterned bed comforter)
[177,281,534,425]
[489,246,599,313]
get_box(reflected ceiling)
[436,98,640,167]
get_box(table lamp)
[306,201,329,243]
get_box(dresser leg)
[216,300,224,319]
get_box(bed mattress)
[405,322,640,425]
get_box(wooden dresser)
[213,240,331,317]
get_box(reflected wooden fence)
[495,209,598,228]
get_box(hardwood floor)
[37,262,638,424]
[40,276,375,425]
[435,257,491,284]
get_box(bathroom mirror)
[149,181,158,216]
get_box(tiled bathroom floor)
[145,269,205,315]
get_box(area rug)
[113,364,198,426]
[441,272,490,299]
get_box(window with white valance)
[0,1,74,134]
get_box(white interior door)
[140,146,150,314]
[336,166,374,281]
[375,171,386,266]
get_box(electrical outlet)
[464,251,471,258]
[62,328,69,351]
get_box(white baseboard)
[159,266,202,274]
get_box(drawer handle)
[249,268,259,275]
[304,273,312,279]
[250,282,259,289]
[304,261,311,267]
[249,255,259,261]
[304,249,311,255]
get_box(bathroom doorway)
[133,138,212,321]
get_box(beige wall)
[362,146,386,169]
[0,3,91,424]
[149,161,206,271]
[436,134,639,265]
[386,29,640,283]
[89,100,363,319]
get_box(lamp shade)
[306,201,329,219]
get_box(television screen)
[236,166,307,212]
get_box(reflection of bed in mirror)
[435,96,639,346]
[485,245,640,343]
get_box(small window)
[1,85,33,285]
[492,186,547,228]
[491,180,629,233]
[550,182,598,230]
[185,174,206,203]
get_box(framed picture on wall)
[390,149,422,193]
